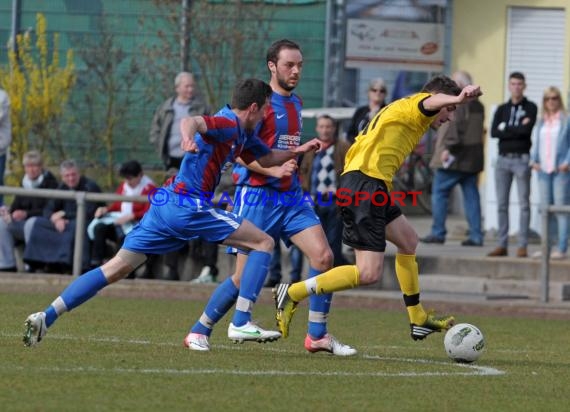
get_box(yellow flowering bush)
[0,13,75,183]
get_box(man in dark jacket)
[0,150,59,271]
[149,72,210,170]
[23,159,103,273]
[488,71,537,258]
[421,71,485,246]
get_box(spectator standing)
[0,151,58,271]
[530,86,570,260]
[299,114,350,265]
[23,160,103,273]
[150,71,210,170]
[488,72,537,258]
[346,77,388,144]
[0,88,11,206]
[150,71,218,282]
[88,160,156,268]
[420,70,485,246]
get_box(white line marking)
[2,363,505,377]
[3,332,506,377]
[362,354,505,376]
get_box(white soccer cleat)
[23,312,47,347]
[183,332,210,351]
[304,333,357,356]
[227,321,281,344]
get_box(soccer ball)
[444,323,485,363]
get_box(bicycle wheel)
[410,157,433,214]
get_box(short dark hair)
[509,71,526,82]
[421,75,461,96]
[231,78,272,110]
[119,160,143,178]
[266,39,301,65]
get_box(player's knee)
[405,232,419,252]
[101,255,136,283]
[230,273,241,287]
[309,247,333,271]
[357,265,382,285]
[255,234,275,253]
[397,231,419,255]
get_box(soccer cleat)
[304,334,357,356]
[23,312,47,347]
[183,332,210,351]
[410,311,455,341]
[273,283,298,338]
[227,321,281,344]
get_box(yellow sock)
[288,265,359,302]
[395,253,426,324]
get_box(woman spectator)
[530,86,570,259]
[346,77,388,143]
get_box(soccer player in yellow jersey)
[274,75,482,341]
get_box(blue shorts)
[123,194,242,255]
[227,185,320,254]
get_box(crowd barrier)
[0,186,147,276]
[539,204,570,302]
[1,185,569,303]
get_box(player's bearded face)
[276,73,296,92]
[274,49,303,92]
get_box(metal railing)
[0,186,149,277]
[540,204,570,303]
[2,185,569,300]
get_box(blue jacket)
[530,111,570,169]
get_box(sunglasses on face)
[544,96,560,101]
[370,88,386,93]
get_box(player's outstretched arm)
[236,158,298,178]
[180,116,207,153]
[423,85,483,112]
[256,138,321,168]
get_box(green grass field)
[1,291,569,412]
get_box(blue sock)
[44,267,108,327]
[231,250,270,327]
[308,266,332,339]
[191,277,238,336]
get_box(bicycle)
[392,150,433,214]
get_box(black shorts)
[338,171,402,252]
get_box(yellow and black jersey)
[343,92,438,190]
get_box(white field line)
[362,354,505,376]
[2,332,506,377]
[1,364,505,377]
